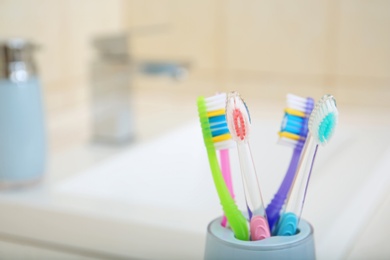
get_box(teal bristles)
[318,112,337,144]
[309,94,338,145]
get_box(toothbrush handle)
[237,142,270,240]
[207,146,249,241]
[219,149,234,227]
[297,145,318,220]
[220,149,234,227]
[287,135,318,220]
[276,135,318,236]
[198,96,248,240]
[221,149,235,198]
[237,143,266,217]
[266,148,301,232]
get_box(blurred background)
[0,0,390,259]
[1,0,389,153]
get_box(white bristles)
[278,137,298,148]
[286,94,308,112]
[287,94,307,103]
[214,140,236,150]
[205,93,227,111]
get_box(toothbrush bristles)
[278,94,314,147]
[205,93,235,150]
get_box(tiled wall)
[1,0,389,152]
[126,0,390,105]
[0,0,125,152]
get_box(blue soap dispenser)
[0,38,46,188]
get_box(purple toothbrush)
[265,94,314,233]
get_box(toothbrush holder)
[204,216,316,260]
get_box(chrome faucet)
[90,32,189,144]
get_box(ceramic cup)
[204,216,316,260]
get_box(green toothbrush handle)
[207,147,249,241]
[197,96,248,241]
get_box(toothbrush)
[275,94,338,236]
[205,93,236,227]
[266,94,314,233]
[197,95,249,241]
[225,91,271,241]
[220,149,234,227]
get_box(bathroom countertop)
[0,101,390,259]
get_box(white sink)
[54,116,390,259]
[1,115,389,259]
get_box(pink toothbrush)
[220,149,234,227]
[204,93,236,227]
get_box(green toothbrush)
[197,96,249,241]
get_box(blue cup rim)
[207,216,314,251]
